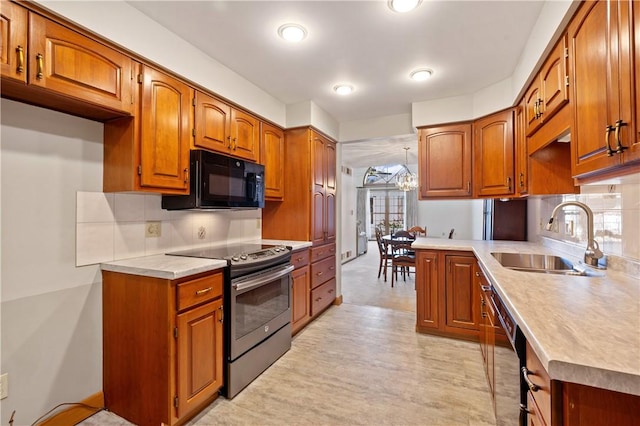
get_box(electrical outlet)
[0,373,8,399]
[145,221,161,238]
[197,226,206,240]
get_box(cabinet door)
[623,0,640,164]
[139,65,192,191]
[194,91,231,153]
[570,1,622,176]
[325,141,337,192]
[176,298,223,418]
[261,122,285,200]
[474,109,515,197]
[515,103,529,195]
[418,124,472,198]
[28,13,133,114]
[540,35,569,123]
[311,191,325,245]
[524,81,542,136]
[291,265,310,334]
[230,108,260,162]
[416,251,439,330]
[445,255,477,330]
[312,132,327,192]
[1,2,27,82]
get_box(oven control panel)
[229,245,289,264]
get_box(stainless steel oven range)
[167,243,293,399]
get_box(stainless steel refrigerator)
[483,199,527,241]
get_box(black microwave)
[162,150,265,210]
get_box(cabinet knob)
[16,46,24,73]
[605,125,615,156]
[614,120,628,154]
[35,53,44,80]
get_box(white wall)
[0,99,262,424]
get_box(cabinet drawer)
[310,255,336,289]
[291,249,310,269]
[310,243,336,262]
[525,342,551,426]
[177,272,223,311]
[311,278,336,316]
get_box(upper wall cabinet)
[104,64,193,194]
[1,5,134,120]
[260,122,285,201]
[569,0,640,179]
[194,91,260,162]
[418,124,473,199]
[473,109,515,197]
[524,35,569,136]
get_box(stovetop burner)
[166,242,292,277]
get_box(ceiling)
[127,1,545,169]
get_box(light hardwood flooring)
[81,242,499,425]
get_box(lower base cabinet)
[102,270,224,426]
[415,250,479,340]
[309,243,337,318]
[290,248,311,335]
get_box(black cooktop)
[166,243,277,260]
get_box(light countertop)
[100,239,312,280]
[411,237,640,396]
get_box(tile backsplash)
[76,191,262,266]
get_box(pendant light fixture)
[396,147,418,191]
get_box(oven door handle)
[232,264,294,294]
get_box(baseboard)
[332,295,343,305]
[38,391,104,426]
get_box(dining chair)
[390,240,415,287]
[408,226,427,238]
[375,228,392,281]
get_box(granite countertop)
[411,237,640,396]
[100,239,312,280]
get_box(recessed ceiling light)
[410,68,433,81]
[277,24,307,42]
[388,0,422,13]
[333,84,354,95]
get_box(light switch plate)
[0,373,8,399]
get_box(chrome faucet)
[545,201,604,267]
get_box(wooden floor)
[81,242,499,425]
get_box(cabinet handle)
[481,285,491,292]
[315,297,322,302]
[16,46,24,73]
[195,287,212,296]
[475,271,480,277]
[232,137,237,150]
[467,181,471,194]
[519,172,524,189]
[533,100,539,119]
[507,177,512,192]
[521,367,541,392]
[328,289,334,294]
[184,167,189,183]
[35,53,44,80]
[218,305,224,323]
[296,257,304,261]
[605,125,615,156]
[227,135,232,149]
[614,120,628,154]
[317,271,323,276]
[481,312,487,318]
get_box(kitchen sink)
[491,252,604,277]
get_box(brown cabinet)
[418,123,473,198]
[415,250,478,340]
[104,64,193,194]
[103,270,224,426]
[261,122,285,200]
[569,0,640,179]
[1,4,134,120]
[1,1,27,83]
[262,126,336,246]
[309,244,336,317]
[194,91,260,162]
[473,109,515,197]
[290,248,311,335]
[525,35,569,136]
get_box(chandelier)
[396,147,418,191]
